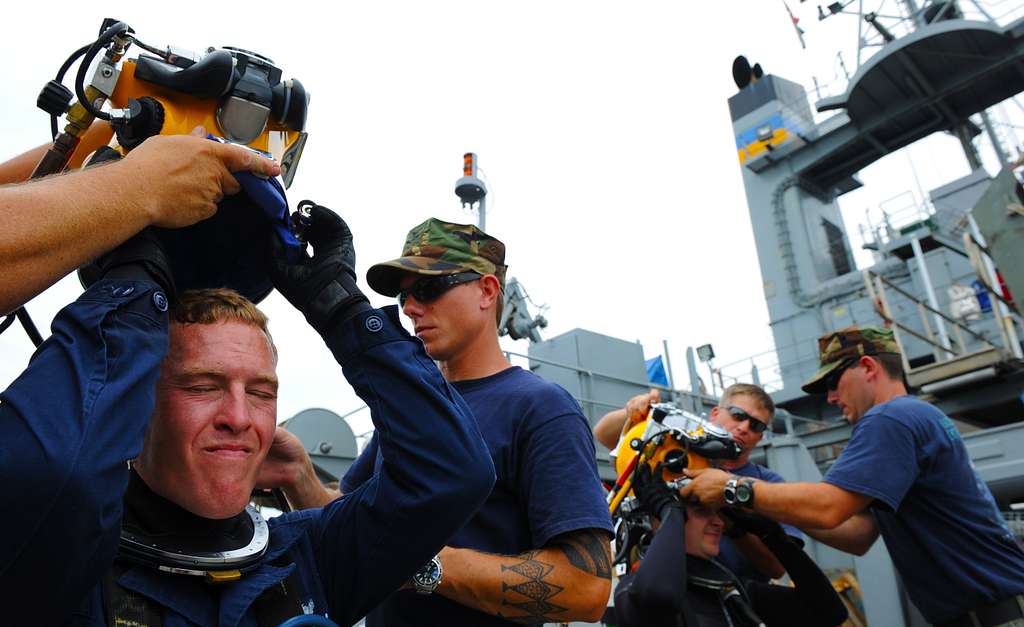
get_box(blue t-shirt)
[824,395,1024,624]
[342,366,613,627]
[716,462,803,583]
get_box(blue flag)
[646,356,669,387]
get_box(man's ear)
[861,355,881,381]
[478,275,502,311]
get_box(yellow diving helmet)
[608,403,742,515]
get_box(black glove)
[268,202,371,335]
[85,228,175,295]
[633,462,680,520]
[721,508,789,544]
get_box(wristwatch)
[412,555,443,595]
[723,477,755,508]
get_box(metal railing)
[502,349,719,422]
[1006,511,1024,541]
[716,336,828,395]
[858,189,939,250]
[503,350,677,397]
[808,0,1024,102]
[863,268,999,364]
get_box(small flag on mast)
[784,1,807,49]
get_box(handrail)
[864,269,997,353]
[503,350,681,397]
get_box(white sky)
[2,1,1022,437]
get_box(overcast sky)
[3,1,1021,437]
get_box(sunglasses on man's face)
[398,272,482,307]
[825,358,858,392]
[725,405,770,434]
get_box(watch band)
[736,477,756,508]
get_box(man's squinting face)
[709,394,771,463]
[685,505,724,560]
[136,321,278,519]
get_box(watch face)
[736,483,753,503]
[723,480,737,505]
[414,561,441,586]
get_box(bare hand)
[679,468,731,508]
[120,126,281,229]
[255,427,310,490]
[625,389,660,426]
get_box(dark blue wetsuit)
[0,281,495,626]
[609,507,847,627]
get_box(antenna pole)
[455,152,489,228]
[980,110,1012,168]
[856,0,864,69]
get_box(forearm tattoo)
[498,550,569,623]
[496,529,611,623]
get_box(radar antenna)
[499,278,548,343]
[455,152,489,230]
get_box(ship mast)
[454,152,488,230]
[814,0,1014,168]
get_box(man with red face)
[0,205,495,626]
[339,218,614,627]
[134,294,281,520]
[681,326,1024,626]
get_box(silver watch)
[724,477,740,506]
[413,555,443,595]
[724,476,755,508]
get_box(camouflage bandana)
[802,326,901,394]
[366,218,507,297]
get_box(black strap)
[721,589,765,627]
[15,307,44,347]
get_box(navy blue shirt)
[717,462,802,583]
[343,365,613,627]
[824,395,1024,624]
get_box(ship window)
[822,218,853,275]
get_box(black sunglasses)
[824,358,858,392]
[726,405,770,434]
[398,272,482,307]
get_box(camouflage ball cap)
[802,326,901,394]
[367,218,507,297]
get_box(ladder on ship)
[862,253,1022,392]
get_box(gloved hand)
[83,228,175,296]
[268,202,371,335]
[79,147,176,297]
[633,462,680,520]
[721,508,789,544]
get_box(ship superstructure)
[728,3,1024,430]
